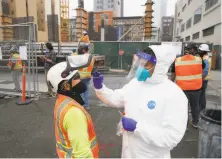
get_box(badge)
[147,100,156,110]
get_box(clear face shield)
[120,51,157,87]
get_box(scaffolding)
[60,0,70,42]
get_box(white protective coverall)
[95,44,188,158]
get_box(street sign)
[119,49,124,56]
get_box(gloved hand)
[92,71,104,89]
[122,117,137,132]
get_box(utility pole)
[101,14,105,41]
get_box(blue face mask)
[136,66,152,81]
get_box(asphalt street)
[0,73,221,158]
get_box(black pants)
[200,80,208,112]
[184,90,201,124]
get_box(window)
[186,18,192,29]
[205,0,218,11]
[180,39,184,42]
[176,28,179,35]
[181,23,185,32]
[185,36,190,41]
[182,4,186,12]
[111,4,113,8]
[178,12,180,17]
[192,32,200,39]
[108,5,110,8]
[203,26,214,36]
[194,7,202,25]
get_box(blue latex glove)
[92,71,104,89]
[122,117,137,132]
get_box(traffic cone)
[16,64,32,105]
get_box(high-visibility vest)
[8,53,22,70]
[175,54,203,90]
[203,54,211,80]
[79,57,95,79]
[54,94,99,158]
[80,35,90,43]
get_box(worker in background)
[40,42,57,97]
[8,46,22,92]
[198,44,212,112]
[72,48,78,56]
[78,44,95,110]
[93,44,188,158]
[47,54,99,158]
[171,43,205,128]
[79,30,90,44]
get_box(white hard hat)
[83,30,87,34]
[199,44,210,52]
[47,54,93,92]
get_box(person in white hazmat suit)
[92,44,188,158]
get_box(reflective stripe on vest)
[79,58,95,79]
[203,55,211,80]
[175,55,202,90]
[54,95,99,158]
[176,74,202,80]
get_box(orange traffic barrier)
[16,64,32,105]
[22,64,26,102]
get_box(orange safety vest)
[203,54,211,80]
[8,53,22,70]
[80,35,90,43]
[54,94,99,158]
[175,54,203,91]
[79,57,95,79]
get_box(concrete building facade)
[113,16,144,41]
[88,11,113,33]
[161,16,174,41]
[174,0,221,45]
[93,0,123,17]
[0,0,51,42]
[152,0,168,28]
[75,8,88,40]
[70,18,76,41]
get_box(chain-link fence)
[0,23,39,98]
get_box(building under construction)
[144,0,154,40]
[0,0,51,42]
[75,9,88,40]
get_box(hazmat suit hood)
[146,44,177,84]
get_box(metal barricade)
[0,23,39,98]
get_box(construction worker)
[71,48,78,56]
[93,44,188,158]
[198,44,212,112]
[171,43,205,128]
[47,54,99,158]
[78,44,95,110]
[40,42,57,97]
[8,46,22,92]
[79,31,90,43]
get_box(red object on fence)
[119,49,124,56]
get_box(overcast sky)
[70,0,177,18]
